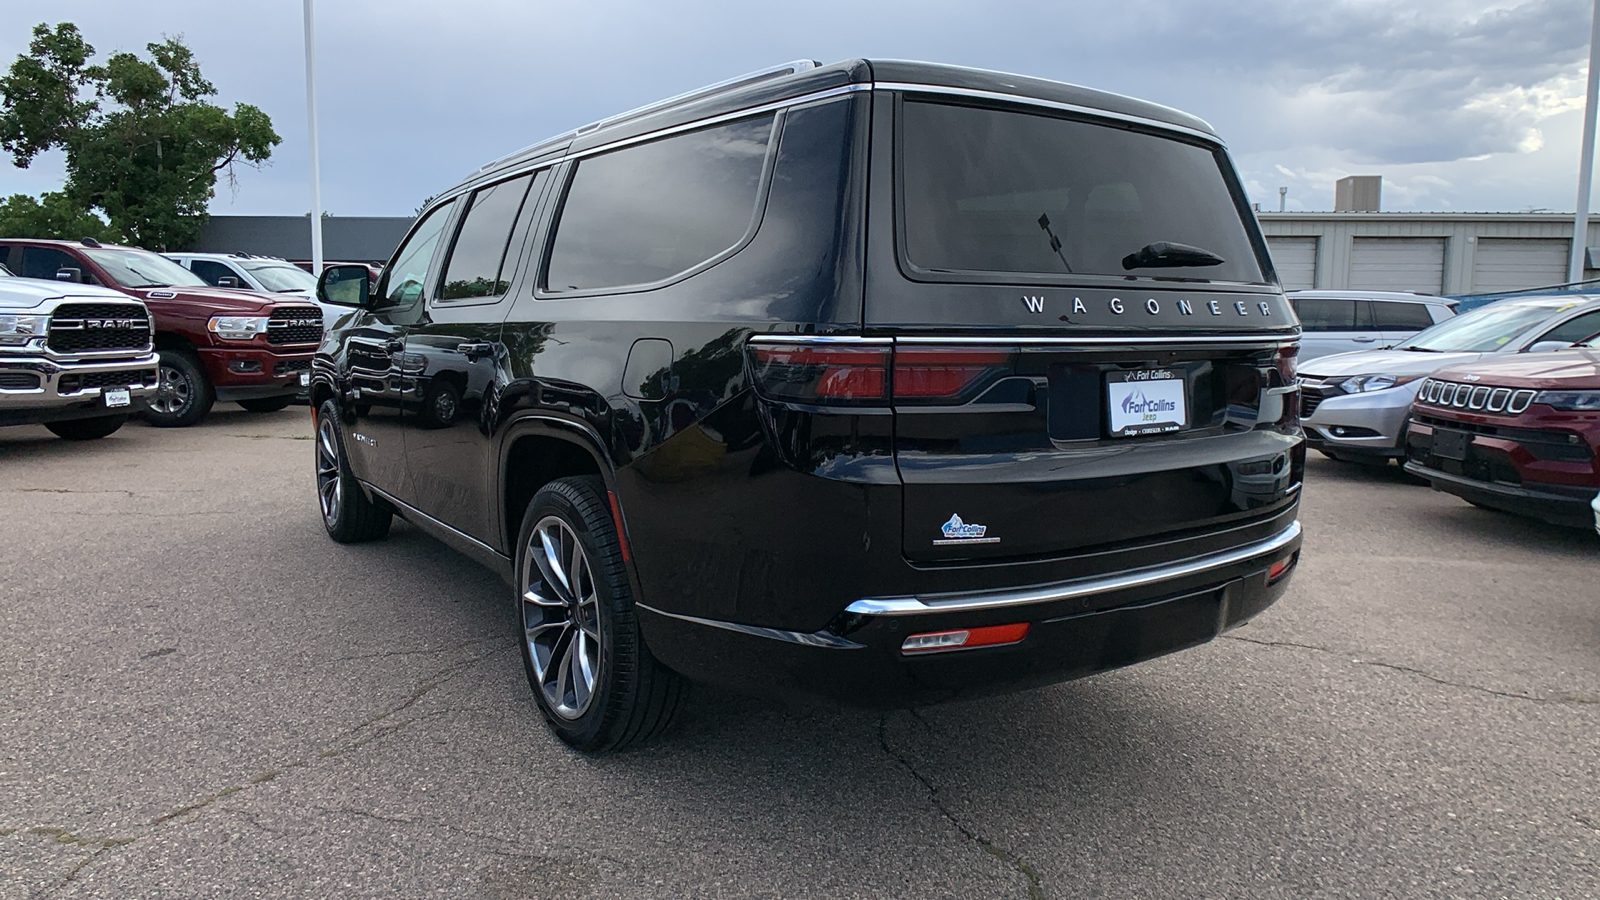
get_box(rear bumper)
[638,520,1301,705]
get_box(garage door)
[1265,236,1317,290]
[1472,238,1569,293]
[1349,237,1445,293]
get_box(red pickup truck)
[0,238,324,426]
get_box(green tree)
[0,22,280,250]
[0,190,119,242]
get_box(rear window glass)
[546,114,776,292]
[1372,301,1435,330]
[899,101,1264,283]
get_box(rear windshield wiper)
[1122,241,1224,270]
[1036,214,1073,273]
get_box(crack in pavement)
[877,713,1045,900]
[1221,635,1600,705]
[31,639,513,892]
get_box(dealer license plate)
[1432,428,1471,461]
[1106,370,1186,437]
[104,388,130,408]
[299,372,311,387]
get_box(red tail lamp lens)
[1274,345,1298,387]
[1267,556,1293,580]
[901,622,1030,654]
[748,344,890,404]
[893,348,1014,400]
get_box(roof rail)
[473,59,819,177]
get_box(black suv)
[311,60,1305,752]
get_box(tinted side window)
[380,201,456,308]
[190,259,241,286]
[1291,298,1369,331]
[440,173,535,301]
[1536,309,1600,345]
[545,114,777,292]
[18,247,82,281]
[1372,301,1434,330]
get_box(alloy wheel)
[521,516,603,719]
[150,364,191,415]
[315,415,343,525]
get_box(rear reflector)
[1267,557,1292,580]
[901,622,1030,654]
[893,348,1013,400]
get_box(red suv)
[0,239,324,426]
[1405,345,1600,527]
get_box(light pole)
[302,0,324,274]
[1571,0,1600,283]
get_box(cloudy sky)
[1,0,1594,217]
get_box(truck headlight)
[0,314,49,346]
[207,316,272,341]
[1533,390,1600,411]
[1337,373,1421,393]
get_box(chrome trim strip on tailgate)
[845,520,1302,616]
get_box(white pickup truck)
[0,267,160,439]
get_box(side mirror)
[216,276,241,288]
[55,267,83,283]
[318,264,372,309]
[1527,340,1573,354]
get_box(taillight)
[1274,344,1298,387]
[748,339,1019,407]
[747,342,891,405]
[893,348,1013,401]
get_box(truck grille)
[266,311,323,346]
[46,303,151,353]
[0,372,41,389]
[274,358,312,376]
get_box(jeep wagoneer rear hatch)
[866,87,1302,565]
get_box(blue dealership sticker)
[935,513,1000,545]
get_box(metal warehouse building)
[1257,212,1600,295]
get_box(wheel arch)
[499,414,620,558]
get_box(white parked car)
[1287,290,1457,361]
[165,252,342,325]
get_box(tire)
[239,396,293,413]
[515,476,685,753]
[419,378,461,428]
[315,399,392,543]
[44,414,128,441]
[145,350,214,428]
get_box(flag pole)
[1571,0,1600,282]
[302,0,324,274]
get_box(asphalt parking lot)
[2,411,1597,899]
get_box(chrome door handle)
[1352,336,1377,343]
[457,342,493,357]
[385,339,405,353]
